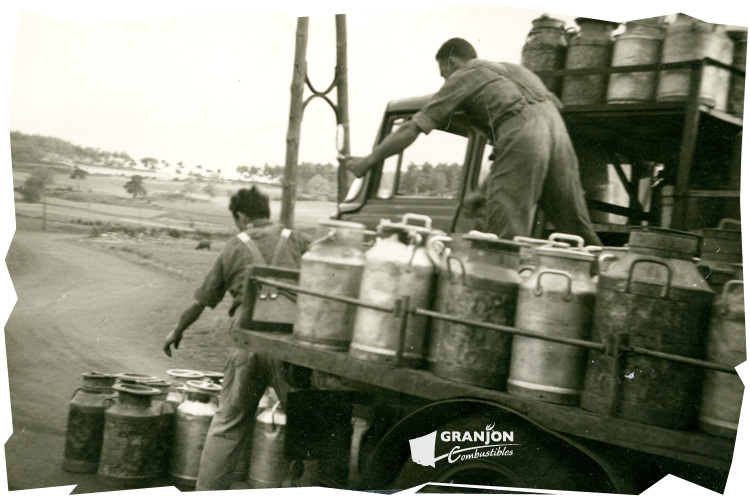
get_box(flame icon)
[486,423,495,431]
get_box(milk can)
[62,372,117,473]
[248,402,290,489]
[294,220,366,351]
[606,20,666,103]
[349,215,436,367]
[165,369,206,404]
[656,14,734,110]
[581,227,715,430]
[169,380,221,488]
[428,233,522,390]
[98,383,164,486]
[561,18,619,105]
[699,279,746,437]
[507,247,597,405]
[727,29,747,118]
[521,14,569,95]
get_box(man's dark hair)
[229,186,270,220]
[435,38,478,61]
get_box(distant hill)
[10,131,137,170]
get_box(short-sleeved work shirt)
[412,59,554,141]
[193,220,308,316]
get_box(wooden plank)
[232,327,735,470]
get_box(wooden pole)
[335,14,351,203]
[281,17,309,229]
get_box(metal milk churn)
[561,18,619,105]
[62,372,117,473]
[349,214,436,368]
[428,233,522,390]
[294,220,366,350]
[165,369,206,404]
[248,402,290,489]
[656,14,734,111]
[507,247,597,405]
[521,14,569,95]
[98,383,164,486]
[727,29,747,118]
[169,380,221,488]
[698,277,746,437]
[581,228,715,430]
[606,19,666,103]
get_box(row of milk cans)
[292,216,745,436]
[62,369,292,489]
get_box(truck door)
[337,113,490,233]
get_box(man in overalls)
[348,37,601,246]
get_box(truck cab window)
[376,117,470,200]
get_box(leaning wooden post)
[280,17,309,229]
[335,14,351,203]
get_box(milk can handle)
[103,397,116,409]
[270,400,282,431]
[718,219,742,230]
[548,233,584,248]
[69,387,83,400]
[308,228,337,248]
[405,233,424,273]
[597,253,617,271]
[426,235,452,266]
[401,213,433,230]
[719,280,744,316]
[534,270,573,301]
[626,258,673,299]
[446,255,466,285]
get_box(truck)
[231,57,744,495]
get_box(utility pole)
[280,15,351,229]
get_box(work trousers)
[485,99,602,246]
[195,347,287,491]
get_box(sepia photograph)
[1,0,748,498]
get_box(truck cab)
[337,94,494,234]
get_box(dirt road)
[3,229,225,493]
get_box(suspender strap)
[237,228,292,266]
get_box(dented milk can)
[429,233,522,390]
[169,380,221,488]
[507,247,597,405]
[248,402,290,489]
[561,18,618,105]
[294,220,366,350]
[62,372,117,473]
[349,214,436,368]
[521,14,569,95]
[581,228,714,430]
[98,383,164,486]
[698,278,746,437]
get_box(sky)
[1,1,750,499]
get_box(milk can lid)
[186,380,222,395]
[166,368,205,379]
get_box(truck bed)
[231,326,735,471]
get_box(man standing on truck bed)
[162,186,309,490]
[348,38,602,246]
